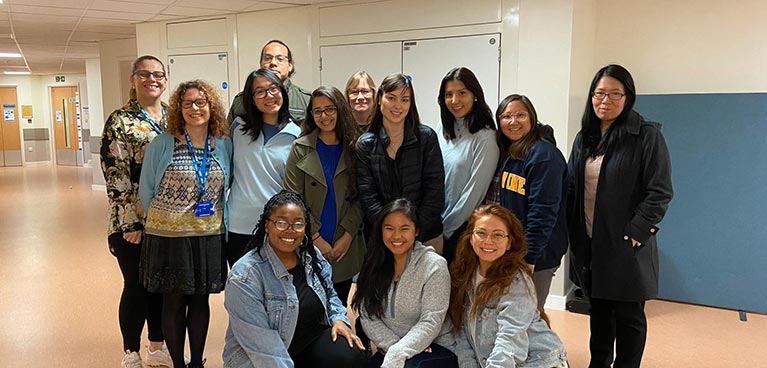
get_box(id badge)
[195,201,215,217]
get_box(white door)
[320,42,402,92]
[167,53,231,111]
[402,34,501,129]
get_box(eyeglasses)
[349,88,373,97]
[592,91,625,101]
[312,106,337,118]
[472,230,510,243]
[499,112,529,123]
[181,99,208,109]
[133,70,166,80]
[269,219,306,232]
[253,86,281,99]
[261,54,289,65]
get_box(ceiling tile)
[243,2,296,12]
[175,0,255,12]
[160,6,232,17]
[90,0,169,14]
[84,9,156,22]
[9,13,80,25]
[10,0,92,7]
[7,4,85,17]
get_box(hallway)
[0,166,764,367]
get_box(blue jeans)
[367,343,458,368]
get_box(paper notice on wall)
[56,111,62,122]
[4,109,14,122]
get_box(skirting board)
[24,161,52,166]
[544,294,567,311]
[92,184,106,191]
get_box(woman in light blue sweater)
[436,67,499,265]
[227,68,301,267]
[352,199,457,368]
[447,205,567,368]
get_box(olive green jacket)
[227,79,311,124]
[283,130,365,282]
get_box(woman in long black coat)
[567,64,673,368]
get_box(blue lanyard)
[184,130,211,197]
[138,103,165,134]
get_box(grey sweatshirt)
[360,242,451,368]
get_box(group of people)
[101,38,672,368]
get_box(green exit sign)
[55,75,65,82]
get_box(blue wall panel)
[635,93,767,313]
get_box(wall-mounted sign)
[5,109,15,122]
[21,105,32,118]
[55,75,66,82]
[56,110,62,122]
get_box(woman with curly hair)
[223,190,366,368]
[138,79,232,368]
[283,86,365,306]
[447,205,567,368]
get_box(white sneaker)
[145,343,190,367]
[121,350,144,368]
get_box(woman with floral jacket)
[100,55,174,368]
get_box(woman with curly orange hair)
[138,79,232,367]
[447,205,567,368]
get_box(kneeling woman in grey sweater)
[352,199,458,368]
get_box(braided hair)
[247,190,331,305]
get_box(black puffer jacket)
[356,121,445,241]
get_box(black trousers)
[442,221,468,267]
[588,298,647,368]
[226,232,253,268]
[109,233,164,352]
[291,326,367,368]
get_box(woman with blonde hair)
[345,71,377,130]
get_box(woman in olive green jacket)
[284,86,365,306]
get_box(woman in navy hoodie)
[488,94,568,307]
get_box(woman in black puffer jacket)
[355,73,445,250]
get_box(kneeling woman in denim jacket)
[448,205,568,368]
[223,190,367,368]
[352,199,457,368]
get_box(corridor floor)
[0,166,764,367]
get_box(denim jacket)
[452,272,567,368]
[222,239,350,368]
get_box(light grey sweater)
[360,242,451,368]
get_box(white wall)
[594,0,767,94]
[133,0,595,310]
[99,38,137,115]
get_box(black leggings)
[163,293,211,367]
[110,233,164,352]
[291,327,367,368]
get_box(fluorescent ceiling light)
[4,71,31,75]
[0,52,22,58]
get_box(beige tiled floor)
[1,166,765,367]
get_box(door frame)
[48,84,82,166]
[0,84,24,165]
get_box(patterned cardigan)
[100,99,167,235]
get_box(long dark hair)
[438,67,495,140]
[351,198,418,318]
[239,68,292,142]
[246,190,330,305]
[302,86,362,194]
[302,86,361,154]
[496,94,542,161]
[369,73,421,136]
[448,205,549,333]
[581,64,637,157]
